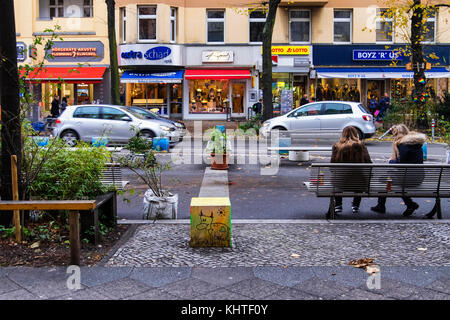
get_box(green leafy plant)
[206,128,229,155]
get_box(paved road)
[117,139,449,220]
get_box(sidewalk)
[0,220,449,300]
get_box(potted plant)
[206,127,231,170]
[119,136,177,220]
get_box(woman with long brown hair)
[331,126,372,214]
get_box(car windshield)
[130,107,161,119]
[120,107,146,120]
[358,104,370,114]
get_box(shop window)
[73,106,101,119]
[289,10,311,43]
[313,79,360,102]
[170,83,183,114]
[376,8,393,43]
[189,80,229,113]
[120,7,126,43]
[249,9,266,43]
[207,10,225,43]
[138,5,157,42]
[333,10,352,43]
[170,7,177,43]
[423,9,436,43]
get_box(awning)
[315,67,450,79]
[20,67,106,83]
[120,70,183,83]
[185,69,251,80]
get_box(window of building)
[138,5,157,42]
[376,8,393,43]
[49,0,64,18]
[83,0,93,17]
[289,10,311,43]
[423,9,436,43]
[120,7,126,43]
[249,9,266,43]
[333,10,352,43]
[170,7,177,43]
[207,10,225,43]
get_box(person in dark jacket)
[300,94,309,106]
[371,124,427,216]
[378,92,390,120]
[50,95,60,118]
[368,95,378,116]
[59,97,68,114]
[331,126,372,214]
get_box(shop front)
[21,41,109,115]
[258,45,312,115]
[312,45,450,107]
[184,46,260,120]
[118,44,184,118]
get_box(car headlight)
[261,122,270,127]
[160,125,175,132]
[174,122,184,128]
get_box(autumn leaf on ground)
[291,253,300,259]
[348,258,376,270]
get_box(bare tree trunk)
[261,0,281,122]
[411,0,427,129]
[0,0,22,226]
[106,0,120,105]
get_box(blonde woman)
[371,124,427,216]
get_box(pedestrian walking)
[252,98,263,116]
[59,97,68,114]
[300,94,309,106]
[368,95,378,116]
[331,126,372,214]
[378,92,390,121]
[50,94,60,118]
[371,124,426,216]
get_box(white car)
[52,104,180,146]
[260,101,376,139]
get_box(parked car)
[52,104,180,146]
[260,101,376,139]
[125,106,187,138]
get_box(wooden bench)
[0,200,97,265]
[304,163,450,219]
[100,162,129,191]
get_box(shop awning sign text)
[262,46,310,55]
[353,50,403,61]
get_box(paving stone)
[293,277,351,299]
[225,278,284,299]
[336,288,389,300]
[125,288,179,300]
[254,267,315,287]
[361,279,423,300]
[191,267,254,287]
[381,267,442,287]
[425,278,450,294]
[407,289,450,300]
[0,277,20,295]
[160,278,221,299]
[92,278,152,300]
[129,267,191,288]
[262,287,318,300]
[80,267,133,288]
[193,288,251,300]
[313,267,370,288]
[0,289,38,300]
[54,289,111,300]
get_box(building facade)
[114,0,450,120]
[15,0,111,118]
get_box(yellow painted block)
[190,197,231,248]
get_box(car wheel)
[60,130,79,147]
[140,130,155,140]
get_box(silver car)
[260,101,376,139]
[52,104,180,146]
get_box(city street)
[117,139,450,220]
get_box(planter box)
[210,153,229,170]
[189,197,231,248]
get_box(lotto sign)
[262,46,310,55]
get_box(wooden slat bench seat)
[304,163,450,219]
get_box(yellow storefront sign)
[262,46,310,55]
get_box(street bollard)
[431,119,435,142]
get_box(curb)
[98,224,138,266]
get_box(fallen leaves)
[348,258,379,274]
[290,253,300,259]
[417,247,427,251]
